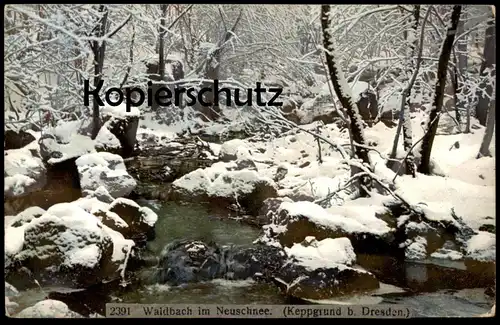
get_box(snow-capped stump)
[4,147,47,199]
[263,201,397,255]
[275,237,379,300]
[108,198,158,242]
[15,300,83,318]
[4,202,135,290]
[94,122,122,155]
[218,139,250,162]
[100,103,140,158]
[75,152,137,199]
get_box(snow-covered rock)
[259,200,396,254]
[105,198,158,241]
[75,152,137,198]
[100,103,140,158]
[15,300,83,318]
[405,236,428,260]
[276,236,379,299]
[4,147,47,198]
[218,139,250,162]
[95,121,121,153]
[285,237,356,269]
[171,168,278,214]
[4,201,136,289]
[39,133,96,165]
[465,232,496,262]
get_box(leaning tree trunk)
[321,5,371,195]
[418,5,462,174]
[475,12,496,126]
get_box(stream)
[8,200,494,317]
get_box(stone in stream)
[257,200,399,256]
[75,152,137,199]
[147,237,379,300]
[4,196,158,291]
[171,168,278,216]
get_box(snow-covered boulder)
[465,232,496,262]
[15,300,83,318]
[104,198,158,242]
[39,133,95,165]
[4,147,47,199]
[274,236,379,299]
[151,238,378,300]
[259,200,396,254]
[100,103,140,158]
[81,186,115,204]
[5,202,135,289]
[171,168,278,215]
[94,121,121,155]
[76,152,137,199]
[218,139,250,162]
[465,232,496,263]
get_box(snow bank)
[394,174,495,230]
[75,152,137,198]
[285,237,356,270]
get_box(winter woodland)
[4,4,496,318]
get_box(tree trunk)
[402,5,420,177]
[91,5,109,140]
[321,5,371,195]
[477,90,495,157]
[475,15,496,126]
[418,5,462,174]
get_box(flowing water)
[8,201,495,317]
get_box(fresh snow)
[101,102,141,118]
[278,201,375,234]
[466,232,496,262]
[75,152,137,198]
[285,237,356,270]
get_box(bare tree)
[418,5,462,175]
[321,5,371,196]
